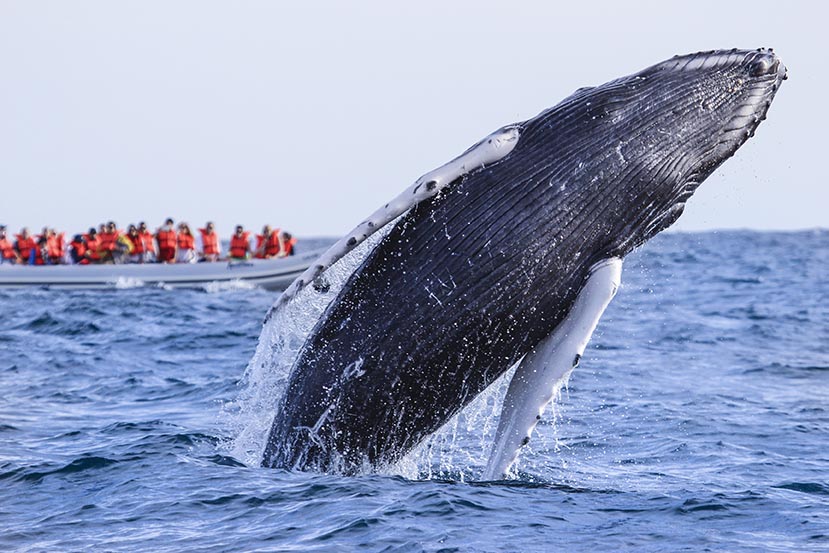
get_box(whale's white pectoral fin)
[483,257,623,480]
[272,125,521,311]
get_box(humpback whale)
[260,49,786,476]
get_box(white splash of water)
[201,279,257,293]
[391,361,575,481]
[113,277,146,289]
[393,363,519,481]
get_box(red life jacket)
[84,235,101,261]
[177,232,195,250]
[283,236,297,256]
[255,231,281,258]
[128,234,145,255]
[70,239,89,264]
[15,235,37,262]
[33,239,45,265]
[156,229,177,250]
[0,237,14,259]
[141,231,155,253]
[254,234,265,259]
[99,231,119,252]
[46,234,62,259]
[199,229,220,255]
[229,232,251,258]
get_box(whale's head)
[544,48,786,256]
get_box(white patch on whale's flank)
[342,358,365,381]
[271,125,521,312]
[483,257,623,480]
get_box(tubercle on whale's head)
[576,48,787,255]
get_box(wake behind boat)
[0,249,324,290]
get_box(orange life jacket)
[84,234,101,261]
[56,233,65,258]
[15,235,37,263]
[199,229,220,255]
[282,236,297,256]
[254,235,265,258]
[32,239,45,265]
[141,231,155,253]
[156,228,177,250]
[70,239,89,264]
[98,231,120,252]
[255,231,281,258]
[46,234,62,259]
[177,232,195,250]
[229,232,251,258]
[0,237,14,259]
[128,234,145,255]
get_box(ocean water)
[0,230,826,552]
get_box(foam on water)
[201,279,257,294]
[113,276,146,289]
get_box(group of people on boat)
[0,220,296,266]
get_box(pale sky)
[0,1,824,238]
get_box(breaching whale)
[260,49,786,476]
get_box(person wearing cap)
[69,234,89,264]
[228,225,251,261]
[84,227,102,263]
[0,226,16,264]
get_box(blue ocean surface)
[0,230,826,552]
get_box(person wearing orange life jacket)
[45,229,64,265]
[33,235,47,266]
[138,222,156,263]
[228,225,251,261]
[84,228,102,263]
[14,228,37,265]
[125,225,145,263]
[155,218,177,263]
[0,225,17,264]
[198,222,221,262]
[69,235,90,265]
[53,230,67,264]
[176,222,196,264]
[98,221,121,263]
[279,231,297,257]
[255,225,281,259]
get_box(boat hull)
[0,250,323,291]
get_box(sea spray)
[221,227,395,466]
[395,362,574,480]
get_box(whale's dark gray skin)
[262,49,786,473]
